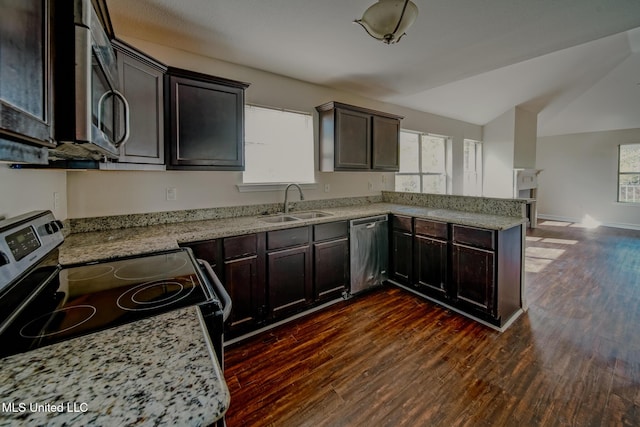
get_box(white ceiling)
[106,0,640,137]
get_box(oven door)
[197,259,232,370]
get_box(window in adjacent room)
[395,131,448,194]
[618,143,640,203]
[463,139,483,196]
[243,105,315,184]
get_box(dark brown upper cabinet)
[0,0,53,163]
[165,67,249,170]
[316,101,402,172]
[113,40,166,165]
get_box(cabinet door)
[452,244,495,315]
[0,0,52,147]
[335,108,371,170]
[116,46,164,164]
[225,255,264,334]
[166,72,246,170]
[186,239,222,276]
[268,245,312,319]
[391,230,412,284]
[372,115,400,171]
[314,238,349,302]
[414,235,448,298]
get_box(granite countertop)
[60,203,525,265]
[0,307,229,427]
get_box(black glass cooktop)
[0,249,212,358]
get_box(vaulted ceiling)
[106,0,640,137]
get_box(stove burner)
[66,265,114,281]
[113,256,188,281]
[116,280,195,311]
[19,305,97,338]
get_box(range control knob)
[0,251,9,267]
[44,221,61,234]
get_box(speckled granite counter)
[0,307,229,427]
[60,203,525,265]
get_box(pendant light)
[354,0,419,44]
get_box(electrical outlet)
[53,192,60,210]
[324,184,330,193]
[368,181,373,191]
[166,187,177,201]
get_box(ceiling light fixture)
[354,0,419,44]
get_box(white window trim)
[617,143,640,204]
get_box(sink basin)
[290,211,333,219]
[259,214,300,223]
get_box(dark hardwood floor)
[224,222,640,426]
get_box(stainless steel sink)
[259,214,300,223]
[258,211,333,223]
[291,211,333,219]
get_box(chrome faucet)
[284,183,305,214]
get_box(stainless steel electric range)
[0,211,231,367]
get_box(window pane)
[399,131,419,173]
[422,175,446,194]
[244,106,314,183]
[620,144,640,173]
[619,174,640,203]
[395,175,420,192]
[422,136,445,173]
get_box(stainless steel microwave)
[51,0,129,160]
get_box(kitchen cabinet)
[390,215,413,285]
[413,218,449,300]
[0,0,53,163]
[113,40,166,165]
[388,215,522,327]
[222,234,266,337]
[313,221,349,302]
[316,101,402,172]
[267,227,313,320]
[165,67,249,170]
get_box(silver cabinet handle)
[97,90,131,148]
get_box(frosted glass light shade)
[354,0,418,44]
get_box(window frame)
[463,139,483,196]
[617,143,640,204]
[395,130,449,194]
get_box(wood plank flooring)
[224,222,640,426]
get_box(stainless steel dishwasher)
[350,215,389,295]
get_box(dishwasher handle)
[350,215,388,227]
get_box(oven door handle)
[200,260,232,322]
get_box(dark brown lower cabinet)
[414,235,448,299]
[224,255,264,336]
[391,230,412,284]
[268,245,313,320]
[313,237,349,301]
[451,244,495,315]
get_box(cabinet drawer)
[224,234,257,259]
[314,221,348,242]
[415,219,448,240]
[267,227,311,250]
[452,225,494,250]
[392,215,413,232]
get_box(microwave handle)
[97,90,131,148]
[112,90,130,148]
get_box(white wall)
[0,164,67,220]
[483,109,516,198]
[514,107,538,169]
[537,128,640,229]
